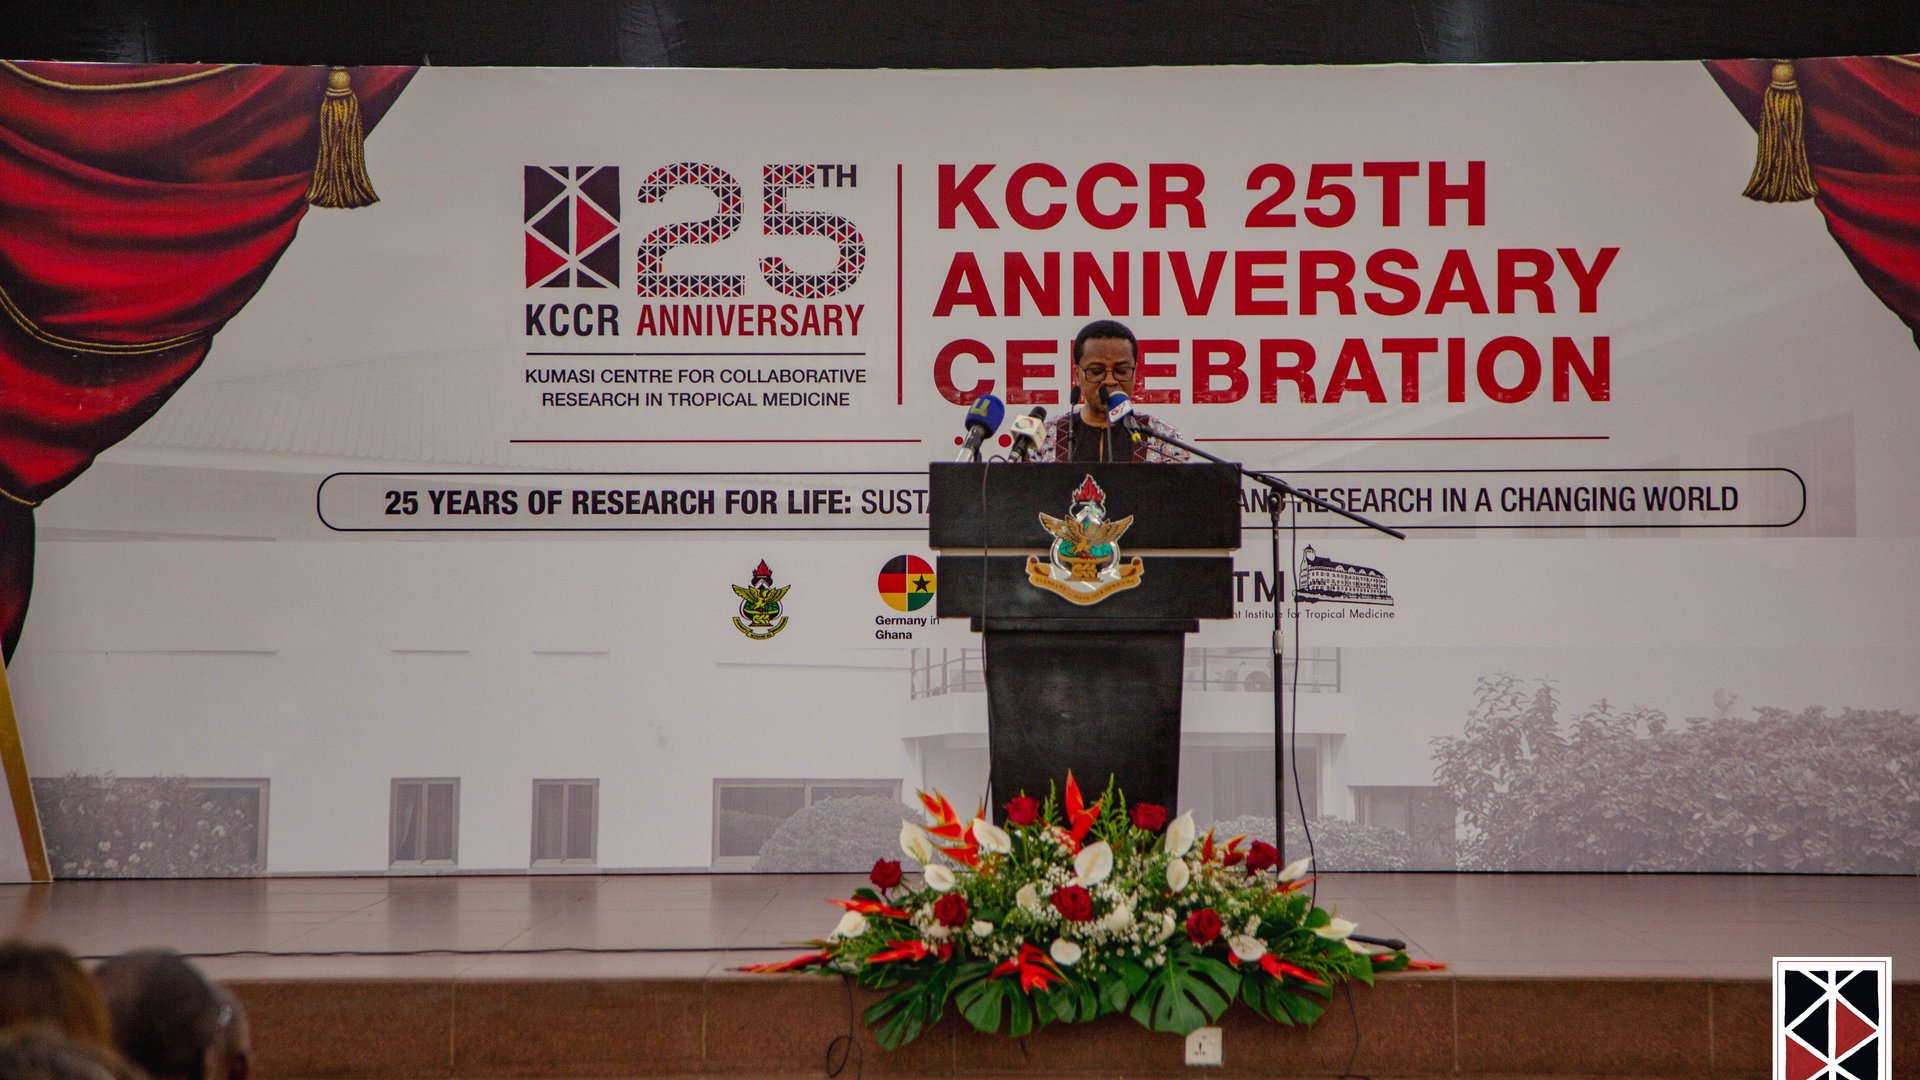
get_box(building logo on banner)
[524,165,620,288]
[1028,476,1144,606]
[1773,957,1890,1080]
[731,560,791,639]
[1295,545,1394,607]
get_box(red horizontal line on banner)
[1198,435,1609,442]
[508,438,923,444]
[524,351,866,357]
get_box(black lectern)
[929,462,1240,818]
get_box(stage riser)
[228,976,1918,1078]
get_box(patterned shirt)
[1040,410,1191,464]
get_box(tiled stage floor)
[4,870,1915,981]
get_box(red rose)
[1186,908,1223,945]
[1131,803,1169,832]
[1246,840,1279,873]
[1051,884,1095,922]
[1004,795,1041,827]
[869,858,903,889]
[933,893,970,927]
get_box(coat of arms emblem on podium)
[1028,475,1146,605]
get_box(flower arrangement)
[743,774,1440,1049]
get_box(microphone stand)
[1130,425,1402,868]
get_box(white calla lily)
[923,864,956,892]
[970,817,1012,854]
[1015,882,1041,913]
[899,822,935,865]
[1073,841,1114,886]
[1098,905,1135,934]
[1346,938,1376,954]
[1164,811,1197,857]
[830,910,868,940]
[1166,857,1191,893]
[1278,855,1314,883]
[1314,916,1358,940]
[971,920,995,938]
[1154,912,1178,943]
[1049,939,1083,966]
[1228,934,1268,962]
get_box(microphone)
[1102,387,1144,445]
[955,393,1005,461]
[1008,406,1047,461]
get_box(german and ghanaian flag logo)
[878,555,936,612]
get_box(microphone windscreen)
[966,393,1006,432]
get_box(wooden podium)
[929,462,1240,817]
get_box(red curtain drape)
[1707,57,1920,348]
[0,62,414,660]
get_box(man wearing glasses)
[1041,319,1191,464]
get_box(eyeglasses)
[1078,364,1135,380]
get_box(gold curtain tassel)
[1742,60,1818,203]
[306,66,380,208]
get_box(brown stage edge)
[223,974,1918,1078]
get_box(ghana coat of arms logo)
[1027,475,1146,605]
[731,559,790,639]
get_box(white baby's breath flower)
[924,864,957,892]
[1049,939,1083,966]
[1166,858,1191,893]
[830,911,868,940]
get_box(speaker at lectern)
[928,462,1240,819]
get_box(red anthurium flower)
[1245,840,1279,873]
[1062,771,1102,851]
[739,951,833,973]
[1186,907,1223,945]
[867,940,954,964]
[1051,884,1095,922]
[933,893,970,927]
[829,897,911,919]
[1004,795,1041,826]
[990,943,1065,992]
[869,858,902,889]
[1130,803,1169,832]
[1259,955,1327,986]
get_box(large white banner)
[7,62,1918,877]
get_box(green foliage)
[864,958,981,1049]
[1432,674,1920,872]
[1129,945,1240,1034]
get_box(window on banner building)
[391,778,459,868]
[712,778,903,868]
[532,779,598,866]
[1353,785,1459,863]
[1751,413,1855,537]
